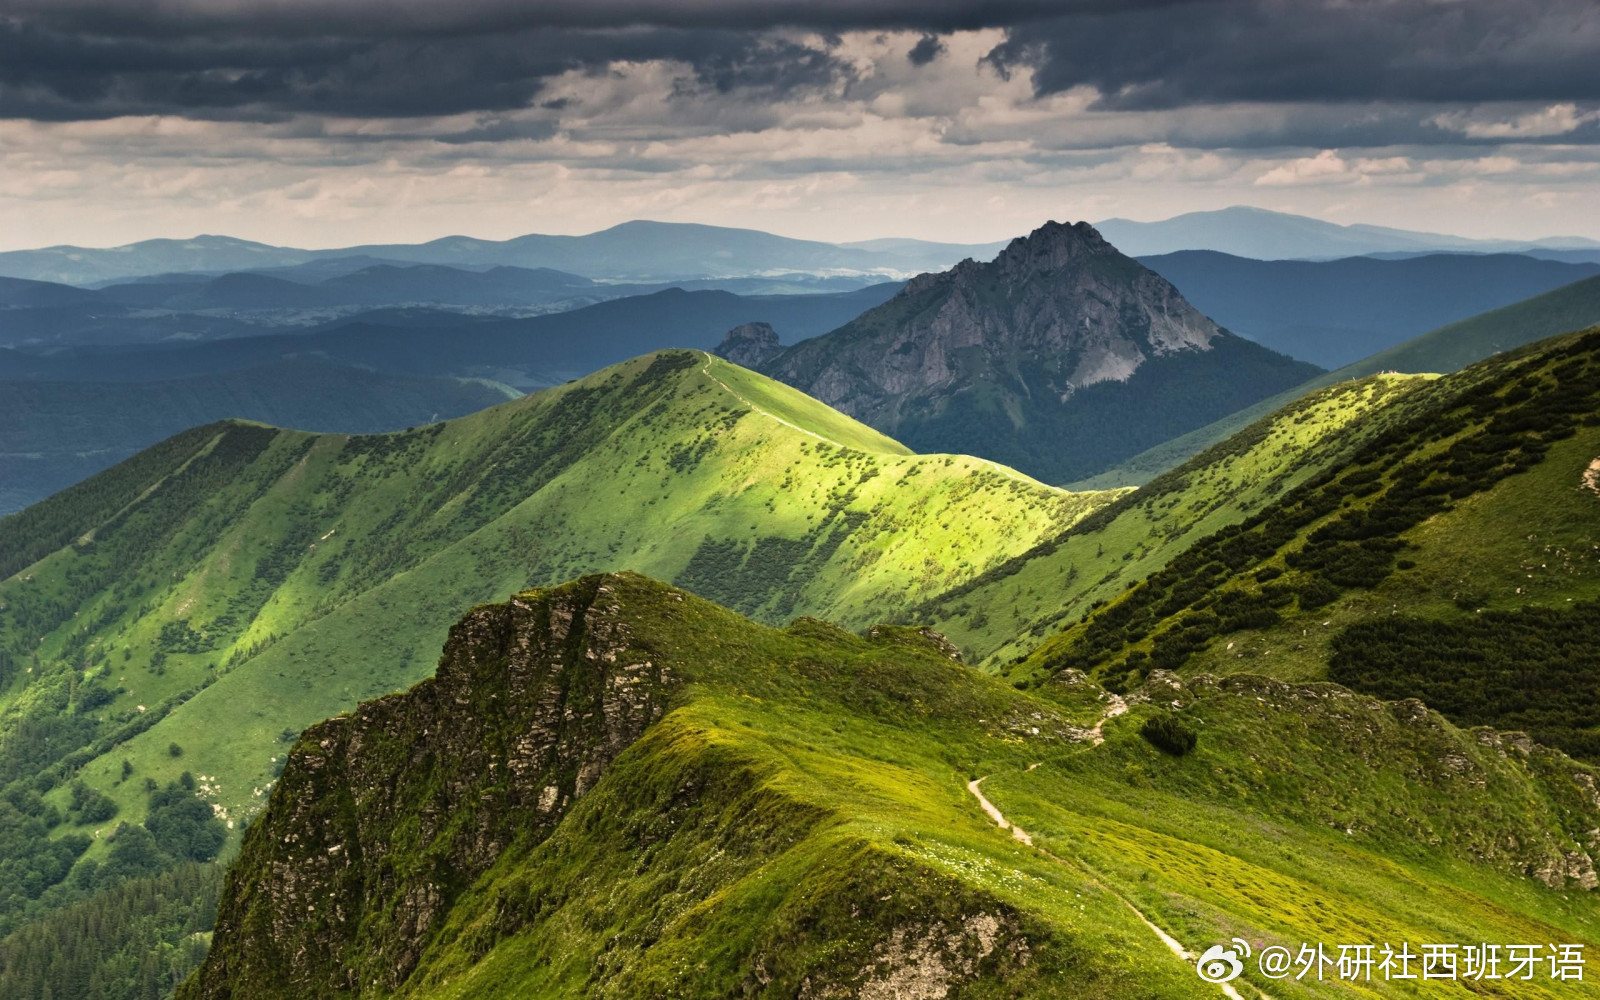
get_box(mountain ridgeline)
[730,221,1321,484]
[0,350,1101,892]
[181,574,1600,999]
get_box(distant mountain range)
[4,285,899,386]
[1139,250,1600,367]
[735,221,1320,483]
[1097,206,1600,260]
[0,221,1009,286]
[0,362,515,516]
[6,210,1598,297]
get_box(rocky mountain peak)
[714,320,782,368]
[749,220,1319,484]
[899,220,1115,299]
[991,220,1115,278]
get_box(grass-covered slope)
[1019,327,1600,761]
[919,372,1435,666]
[183,574,1600,999]
[0,350,1102,867]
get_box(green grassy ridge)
[1018,327,1600,756]
[919,372,1434,667]
[1075,272,1600,491]
[184,574,1600,999]
[0,350,1102,863]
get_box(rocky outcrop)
[715,321,784,369]
[180,575,678,999]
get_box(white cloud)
[1254,150,1348,186]
[1432,103,1600,139]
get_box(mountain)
[0,276,101,308]
[920,371,1437,665]
[1014,327,1600,761]
[321,264,598,306]
[0,360,518,515]
[0,266,900,353]
[0,351,1104,923]
[741,220,1321,484]
[0,223,1006,287]
[1097,205,1600,260]
[1140,250,1600,368]
[178,572,1600,999]
[1337,272,1600,380]
[0,236,312,285]
[1075,270,1600,491]
[11,330,1600,999]
[88,265,602,314]
[0,284,908,512]
[713,320,783,368]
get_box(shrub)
[1140,714,1198,756]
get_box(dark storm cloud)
[0,1,1132,38]
[907,34,946,67]
[0,0,1596,123]
[0,18,874,121]
[984,0,1600,109]
[0,0,1191,122]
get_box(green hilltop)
[7,312,1600,1000]
[180,573,1600,1000]
[0,350,1106,890]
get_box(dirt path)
[698,352,842,446]
[1086,693,1127,745]
[966,700,1255,1000]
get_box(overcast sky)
[2,0,1598,249]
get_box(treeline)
[0,775,227,937]
[1329,602,1600,763]
[0,864,219,1000]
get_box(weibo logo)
[1196,939,1252,983]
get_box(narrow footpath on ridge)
[966,694,1260,1000]
[697,351,1052,488]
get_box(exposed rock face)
[754,221,1319,483]
[181,575,677,999]
[715,321,784,368]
